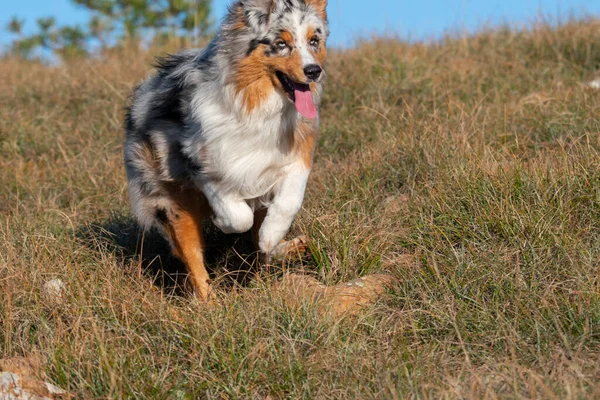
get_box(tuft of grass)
[2,18,600,398]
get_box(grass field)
[2,18,600,398]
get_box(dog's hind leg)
[157,187,213,301]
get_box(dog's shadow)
[77,214,261,296]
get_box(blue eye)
[276,40,287,49]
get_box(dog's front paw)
[211,203,254,234]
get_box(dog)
[124,0,329,300]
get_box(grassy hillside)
[2,18,600,398]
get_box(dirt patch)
[275,273,395,316]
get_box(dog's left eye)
[310,36,319,47]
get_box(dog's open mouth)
[276,71,317,119]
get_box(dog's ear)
[305,0,327,20]
[241,0,277,34]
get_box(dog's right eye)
[275,40,287,49]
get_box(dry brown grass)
[2,18,600,398]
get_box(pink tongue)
[294,86,317,119]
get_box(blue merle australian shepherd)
[124,0,328,300]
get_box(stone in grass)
[276,273,395,316]
[0,355,69,399]
[586,77,600,90]
[41,279,66,306]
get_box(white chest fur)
[184,84,300,200]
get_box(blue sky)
[1,0,600,50]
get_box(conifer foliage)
[6,0,212,59]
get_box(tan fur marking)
[314,45,327,65]
[280,31,294,45]
[306,27,316,43]
[305,0,328,20]
[306,27,327,65]
[234,45,309,113]
[313,42,327,65]
[295,120,318,168]
[234,48,275,113]
[271,31,305,84]
[268,50,306,83]
[162,185,213,300]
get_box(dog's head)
[225,0,329,118]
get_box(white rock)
[41,279,66,305]
[44,382,67,396]
[1,371,66,400]
[586,78,600,89]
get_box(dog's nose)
[303,64,322,81]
